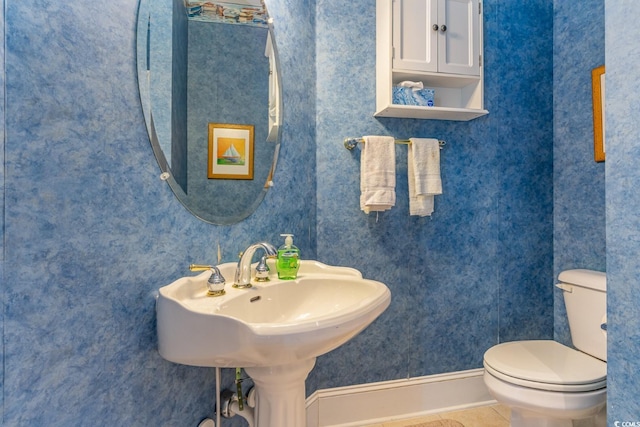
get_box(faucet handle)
[206,266,226,297]
[255,256,270,282]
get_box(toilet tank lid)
[558,269,606,292]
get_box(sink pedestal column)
[245,358,316,427]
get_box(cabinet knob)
[432,24,439,31]
[440,24,447,32]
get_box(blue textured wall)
[2,0,314,425]
[149,0,172,164]
[605,1,640,422]
[171,0,189,191]
[0,0,4,414]
[187,22,272,218]
[309,0,554,391]
[553,1,606,346]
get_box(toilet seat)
[483,340,606,392]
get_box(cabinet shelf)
[375,104,488,121]
[392,70,480,88]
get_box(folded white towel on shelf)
[408,138,442,217]
[360,135,396,214]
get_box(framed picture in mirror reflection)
[208,123,255,179]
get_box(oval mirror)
[136,0,282,225]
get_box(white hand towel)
[408,138,442,216]
[360,135,396,214]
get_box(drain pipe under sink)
[221,387,256,427]
[230,398,255,427]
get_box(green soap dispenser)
[276,234,300,279]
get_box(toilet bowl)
[483,269,607,427]
[484,340,606,427]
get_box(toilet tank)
[557,269,607,361]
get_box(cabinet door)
[392,0,438,72]
[438,0,480,75]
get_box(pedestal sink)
[156,260,391,427]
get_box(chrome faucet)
[234,242,277,288]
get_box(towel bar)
[344,137,446,150]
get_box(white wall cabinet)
[376,0,488,121]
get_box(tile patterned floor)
[361,404,510,427]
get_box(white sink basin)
[156,260,391,367]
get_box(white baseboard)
[305,368,495,427]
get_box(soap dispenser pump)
[276,234,300,280]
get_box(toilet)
[483,269,607,427]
